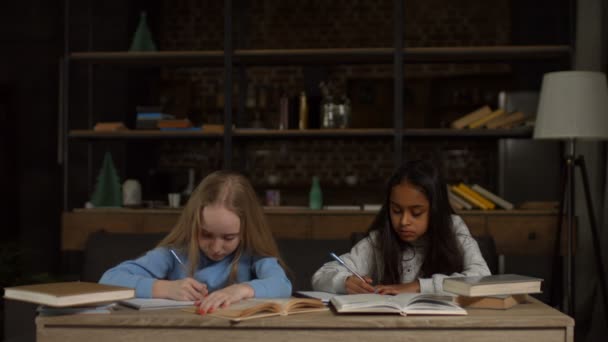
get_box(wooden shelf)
[68,129,223,139]
[69,45,570,66]
[69,50,226,66]
[68,127,532,140]
[400,127,533,138]
[233,128,394,138]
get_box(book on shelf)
[447,187,473,210]
[119,298,195,310]
[157,119,193,129]
[443,274,543,297]
[486,111,528,129]
[450,105,493,129]
[450,185,486,210]
[184,297,327,322]
[457,183,496,209]
[468,109,506,129]
[471,184,514,210]
[362,204,382,211]
[202,124,225,134]
[448,196,464,210]
[93,122,127,132]
[323,205,361,211]
[330,293,467,316]
[456,294,529,310]
[136,113,175,121]
[3,282,135,307]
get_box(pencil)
[170,249,184,265]
[329,252,368,284]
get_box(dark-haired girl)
[312,160,490,294]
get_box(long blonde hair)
[158,170,287,282]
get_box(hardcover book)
[456,294,528,310]
[443,274,542,297]
[457,183,496,209]
[450,105,492,129]
[471,184,514,210]
[330,293,466,316]
[468,109,506,129]
[3,282,134,307]
[450,185,486,209]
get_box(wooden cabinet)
[62,209,567,256]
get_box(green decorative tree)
[129,11,157,51]
[91,152,122,207]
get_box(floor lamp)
[534,71,608,323]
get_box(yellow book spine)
[467,109,506,129]
[457,184,496,209]
[450,186,488,210]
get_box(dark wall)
[0,1,62,275]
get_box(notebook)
[3,282,134,307]
[330,293,467,316]
[443,274,543,297]
[294,291,336,303]
[119,298,196,310]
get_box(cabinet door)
[311,215,374,239]
[267,214,312,239]
[486,215,566,255]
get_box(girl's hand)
[376,280,420,295]
[345,275,376,294]
[153,277,208,301]
[196,283,254,314]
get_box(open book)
[3,282,134,307]
[330,293,466,316]
[119,298,195,310]
[188,298,327,322]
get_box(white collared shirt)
[311,215,491,294]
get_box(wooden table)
[37,298,573,342]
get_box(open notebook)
[331,293,467,316]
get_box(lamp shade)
[534,71,608,140]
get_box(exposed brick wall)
[154,0,510,202]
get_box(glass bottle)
[299,91,308,129]
[309,176,323,210]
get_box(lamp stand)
[552,139,608,325]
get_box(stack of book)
[135,106,175,129]
[3,281,135,316]
[443,274,543,310]
[448,183,514,210]
[157,119,196,130]
[451,105,529,130]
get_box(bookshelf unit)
[60,0,572,211]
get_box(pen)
[329,252,369,285]
[170,249,184,265]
